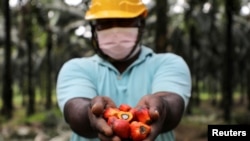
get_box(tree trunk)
[45,29,53,109]
[23,3,35,116]
[1,0,13,119]
[247,41,250,110]
[247,68,250,110]
[27,30,35,115]
[222,0,233,122]
[155,0,167,53]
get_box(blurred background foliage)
[0,0,250,140]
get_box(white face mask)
[97,27,139,60]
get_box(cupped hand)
[88,96,122,141]
[135,94,168,141]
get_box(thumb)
[91,96,116,116]
[91,102,104,116]
[149,107,160,121]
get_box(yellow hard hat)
[85,0,148,20]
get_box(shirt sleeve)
[56,58,97,113]
[152,53,192,108]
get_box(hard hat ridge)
[85,0,148,20]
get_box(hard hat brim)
[85,10,147,20]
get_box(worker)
[56,0,192,141]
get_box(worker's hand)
[88,96,121,141]
[135,94,168,141]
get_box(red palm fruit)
[129,108,138,121]
[117,111,133,122]
[119,104,132,112]
[129,121,151,141]
[108,117,130,139]
[103,107,119,120]
[134,107,151,124]
[107,116,118,126]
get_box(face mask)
[97,27,139,60]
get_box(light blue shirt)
[56,46,192,141]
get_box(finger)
[148,108,160,121]
[95,118,113,136]
[92,102,105,116]
[142,123,161,141]
[146,95,166,121]
[91,97,105,115]
[98,133,110,141]
[135,95,149,107]
[136,95,159,108]
[102,96,117,108]
[111,136,122,141]
[87,106,113,136]
[91,96,117,116]
[98,133,121,141]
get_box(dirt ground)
[175,122,208,141]
[174,98,250,141]
[174,100,222,141]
